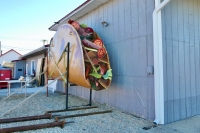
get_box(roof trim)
[0,49,22,57]
[49,0,109,31]
[20,46,47,59]
[12,59,26,62]
[49,0,91,30]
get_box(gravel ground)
[0,91,155,133]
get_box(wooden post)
[46,49,49,97]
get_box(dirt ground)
[0,87,200,133]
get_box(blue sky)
[0,0,86,55]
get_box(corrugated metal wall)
[13,60,26,79]
[162,0,200,123]
[68,0,155,120]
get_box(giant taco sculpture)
[47,20,112,91]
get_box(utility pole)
[41,39,48,45]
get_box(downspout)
[153,0,171,124]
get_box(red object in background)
[0,69,12,89]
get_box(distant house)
[48,0,200,124]
[0,49,21,66]
[13,44,65,90]
[18,45,48,86]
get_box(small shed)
[19,45,48,86]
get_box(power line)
[1,47,32,51]
[0,36,45,42]
[1,45,33,50]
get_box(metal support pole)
[66,42,70,109]
[46,106,98,114]
[0,114,52,124]
[0,120,66,132]
[89,89,92,106]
